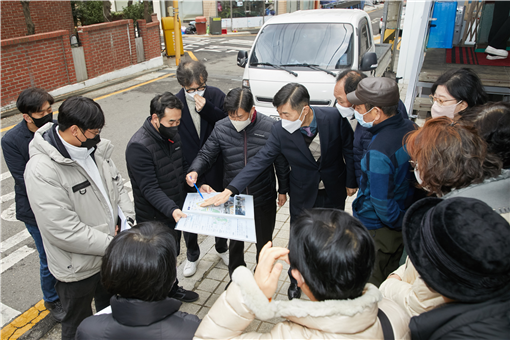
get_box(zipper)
[244,130,249,195]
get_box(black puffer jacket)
[76,296,200,340]
[126,117,188,223]
[189,113,290,207]
[409,290,510,340]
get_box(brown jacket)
[379,257,444,317]
[194,266,410,339]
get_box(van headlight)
[242,79,250,88]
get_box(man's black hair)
[336,70,367,94]
[16,87,54,116]
[176,60,208,88]
[57,96,105,131]
[150,92,183,120]
[272,83,310,112]
[101,221,177,301]
[224,87,254,115]
[288,208,375,301]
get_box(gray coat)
[24,123,134,282]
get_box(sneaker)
[218,251,229,266]
[183,260,197,277]
[487,54,507,60]
[172,286,199,303]
[44,300,65,322]
[485,45,508,58]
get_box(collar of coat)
[110,295,182,327]
[232,266,382,331]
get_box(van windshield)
[249,23,354,70]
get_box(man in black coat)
[1,88,65,322]
[126,92,209,303]
[176,60,228,276]
[203,83,356,299]
[186,88,290,277]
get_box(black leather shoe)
[287,283,301,300]
[44,300,65,322]
[171,286,199,303]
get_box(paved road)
[0,5,383,335]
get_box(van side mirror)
[360,52,378,71]
[237,50,248,68]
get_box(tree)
[102,1,112,22]
[20,1,35,35]
[143,1,152,23]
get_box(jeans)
[25,223,59,303]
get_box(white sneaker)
[485,45,508,58]
[487,54,506,60]
[183,260,197,277]
[218,251,229,266]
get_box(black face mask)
[76,130,101,149]
[159,124,179,141]
[31,113,53,128]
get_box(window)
[358,18,371,63]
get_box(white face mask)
[414,167,423,185]
[431,100,461,119]
[281,107,305,134]
[185,89,205,101]
[230,115,251,132]
[335,103,354,118]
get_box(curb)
[17,314,56,340]
[0,65,174,119]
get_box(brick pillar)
[277,1,288,15]
[127,19,137,65]
[151,13,158,22]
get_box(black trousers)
[288,188,346,285]
[228,202,277,277]
[55,272,112,340]
[488,1,510,50]
[184,232,228,262]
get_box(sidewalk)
[41,195,356,339]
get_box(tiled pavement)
[41,195,357,338]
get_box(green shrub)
[122,2,144,21]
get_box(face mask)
[185,89,205,101]
[230,115,251,132]
[354,107,375,128]
[76,132,101,149]
[282,107,305,134]
[159,123,179,140]
[31,113,53,128]
[431,101,461,119]
[335,103,354,118]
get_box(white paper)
[117,206,130,232]
[95,306,112,315]
[176,193,256,243]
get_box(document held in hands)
[176,193,256,243]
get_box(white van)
[236,9,392,116]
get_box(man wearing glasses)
[24,96,135,340]
[175,60,229,277]
[2,88,65,322]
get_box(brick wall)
[1,31,76,107]
[203,1,217,25]
[138,20,161,61]
[1,1,75,40]
[78,20,137,79]
[277,1,288,15]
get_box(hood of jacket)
[29,123,114,165]
[232,266,382,335]
[110,296,182,327]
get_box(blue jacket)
[352,114,416,230]
[353,100,409,186]
[1,120,47,225]
[177,86,226,192]
[228,106,356,221]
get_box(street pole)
[173,0,181,66]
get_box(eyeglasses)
[185,84,206,94]
[79,127,101,137]
[429,95,458,107]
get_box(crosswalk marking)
[0,303,21,328]
[0,192,15,203]
[1,171,12,181]
[0,229,31,253]
[0,245,36,274]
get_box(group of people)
[2,59,509,339]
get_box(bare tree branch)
[21,1,35,35]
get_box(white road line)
[1,303,21,328]
[0,191,15,203]
[0,245,36,273]
[221,39,254,46]
[0,229,31,253]
[1,171,12,181]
